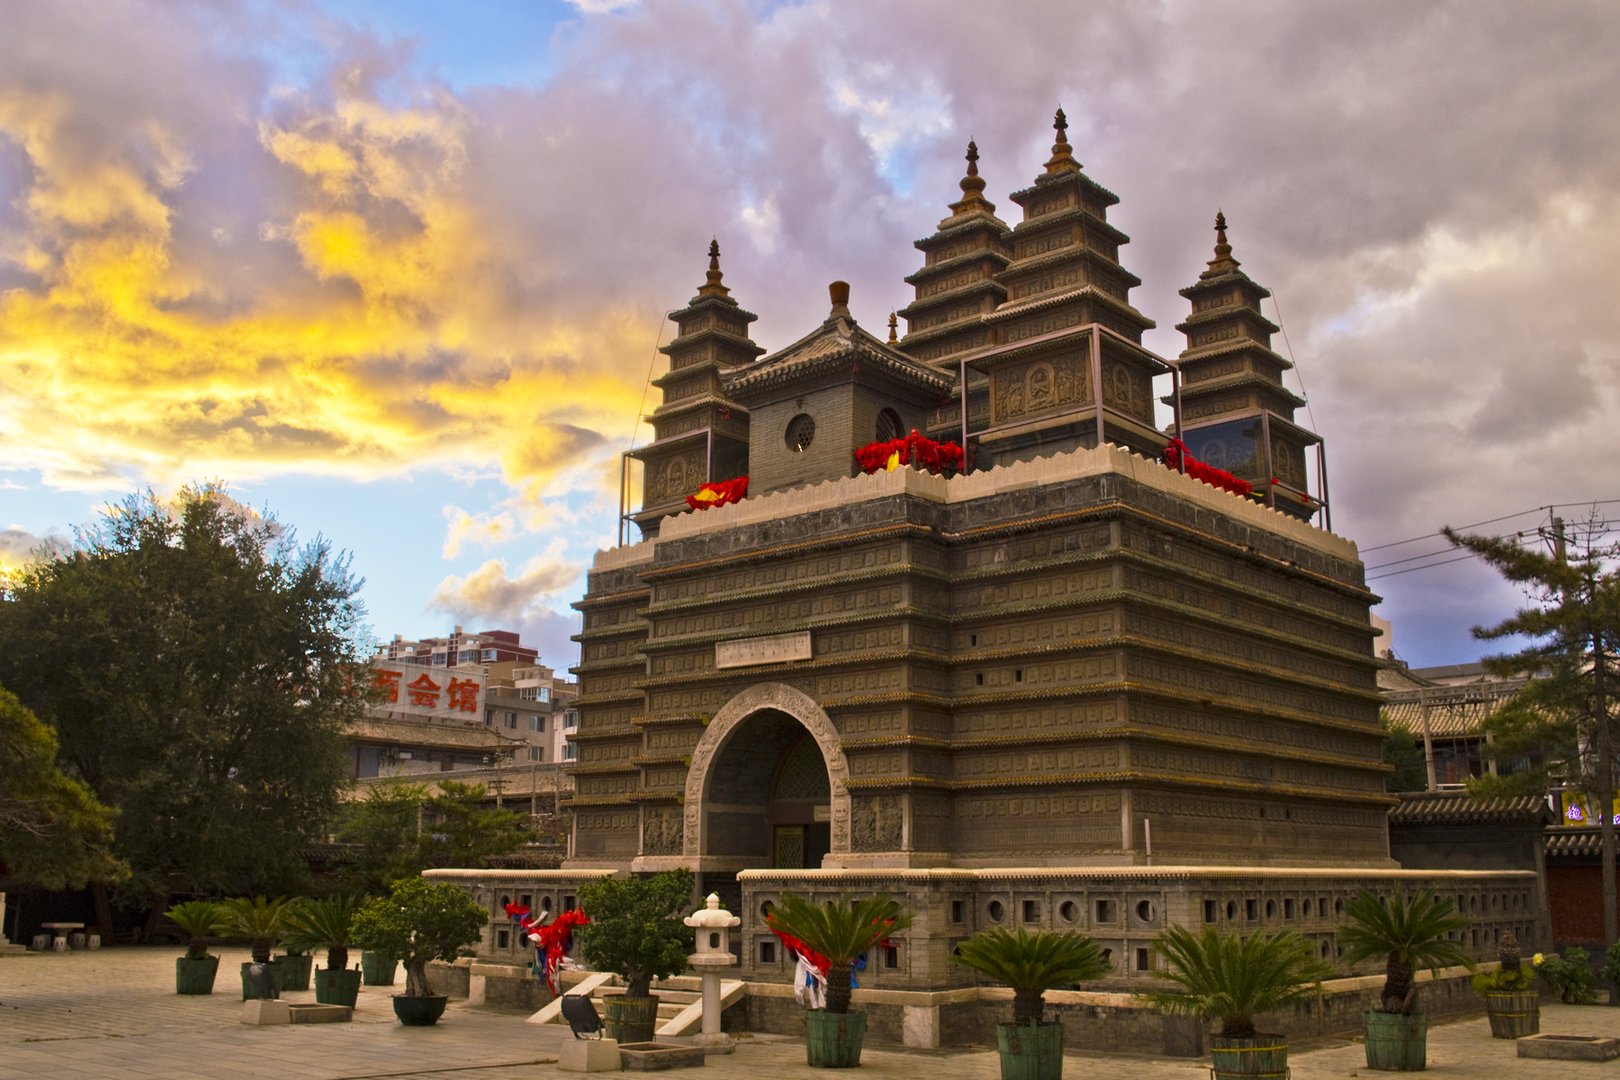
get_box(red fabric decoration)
[506,903,591,994]
[764,912,897,979]
[854,430,964,475]
[686,475,749,510]
[1162,438,1253,498]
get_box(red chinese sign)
[406,673,442,707]
[372,668,402,703]
[447,677,480,713]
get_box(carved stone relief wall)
[641,805,684,856]
[645,449,705,505]
[992,352,1089,422]
[850,794,904,852]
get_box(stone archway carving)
[682,682,850,859]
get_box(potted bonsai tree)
[764,891,913,1068]
[1340,887,1472,1071]
[951,926,1111,1080]
[1472,931,1541,1037]
[274,898,315,992]
[285,896,364,1007]
[1138,925,1332,1080]
[167,900,228,995]
[352,876,487,1026]
[222,895,292,1000]
[575,869,695,1044]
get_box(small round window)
[876,408,903,442]
[987,900,1004,923]
[786,414,816,452]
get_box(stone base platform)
[1518,1033,1620,1061]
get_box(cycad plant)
[166,900,228,961]
[1339,887,1472,1014]
[951,926,1112,1025]
[222,895,292,964]
[284,895,362,971]
[1138,926,1333,1039]
[764,892,913,1014]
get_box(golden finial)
[696,238,731,299]
[949,139,995,216]
[1203,211,1241,276]
[1044,106,1079,174]
[888,311,899,343]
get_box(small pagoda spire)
[948,139,996,216]
[1044,107,1080,174]
[695,238,731,299]
[1201,211,1242,278]
[888,311,899,343]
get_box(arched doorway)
[682,682,851,865]
[700,712,831,868]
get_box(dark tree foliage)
[0,484,368,905]
[332,779,532,895]
[1444,521,1620,804]
[0,683,125,890]
[1380,714,1428,793]
[576,869,696,998]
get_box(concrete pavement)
[3,947,1618,1079]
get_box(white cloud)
[426,554,582,628]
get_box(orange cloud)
[0,78,645,501]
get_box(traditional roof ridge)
[1173,372,1307,408]
[1003,204,1130,247]
[903,249,1012,286]
[724,285,953,399]
[1388,791,1557,827]
[1176,307,1281,334]
[997,245,1140,288]
[980,282,1156,330]
[1175,339,1294,369]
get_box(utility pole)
[1558,516,1617,1004]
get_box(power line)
[1366,551,1483,582]
[1360,499,1620,554]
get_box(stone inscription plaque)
[714,630,813,670]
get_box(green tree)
[1380,713,1428,793]
[333,780,531,894]
[0,684,125,890]
[0,484,369,919]
[425,780,531,868]
[1445,515,1620,988]
[351,877,487,998]
[575,869,696,999]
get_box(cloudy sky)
[3,0,1618,669]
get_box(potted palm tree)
[951,926,1110,1080]
[285,896,364,1007]
[1340,887,1472,1071]
[274,898,315,992]
[1472,932,1541,1037]
[223,896,292,1000]
[352,877,487,1025]
[764,891,913,1068]
[575,869,695,1044]
[1138,926,1332,1080]
[167,900,228,995]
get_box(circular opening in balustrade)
[987,900,1004,923]
[1059,901,1077,923]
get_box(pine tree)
[1446,512,1620,1002]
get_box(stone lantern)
[684,893,739,1050]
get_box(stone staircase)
[527,972,744,1037]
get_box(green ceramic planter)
[1363,1010,1426,1071]
[805,1009,868,1069]
[997,1020,1064,1080]
[315,966,363,1007]
[175,955,220,995]
[1210,1033,1288,1080]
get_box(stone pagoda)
[627,241,763,538]
[1172,213,1323,521]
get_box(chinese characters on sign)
[368,661,486,721]
[447,678,479,712]
[372,668,402,703]
[407,673,442,707]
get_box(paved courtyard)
[3,948,1619,1079]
